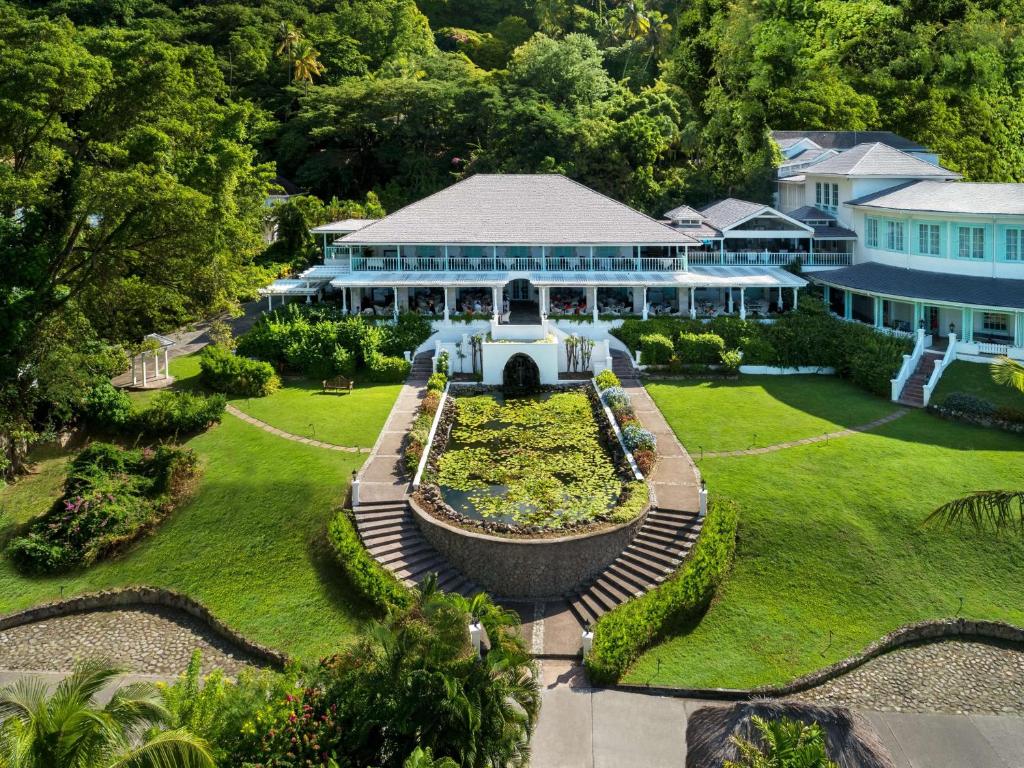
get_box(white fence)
[890,328,927,402]
[922,334,958,407]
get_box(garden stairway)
[898,349,945,408]
[351,351,482,599]
[611,348,638,379]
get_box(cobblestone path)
[226,404,370,453]
[794,639,1024,715]
[0,607,261,676]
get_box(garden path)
[225,404,370,453]
[699,407,910,459]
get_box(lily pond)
[436,390,622,528]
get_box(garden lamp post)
[699,478,708,518]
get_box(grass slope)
[933,360,1024,411]
[0,415,373,661]
[646,376,896,453]
[631,380,1024,689]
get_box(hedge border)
[0,587,289,669]
[326,508,411,612]
[611,617,1024,700]
[585,498,740,685]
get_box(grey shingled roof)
[788,205,835,222]
[337,174,698,245]
[772,130,929,153]
[806,143,959,179]
[664,204,705,221]
[847,180,1024,216]
[311,218,374,233]
[699,199,811,232]
[813,262,1024,310]
[812,225,857,240]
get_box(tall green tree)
[0,661,214,768]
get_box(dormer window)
[673,217,702,228]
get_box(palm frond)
[102,727,215,768]
[0,676,49,724]
[991,356,1024,393]
[925,490,1024,535]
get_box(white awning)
[329,267,806,290]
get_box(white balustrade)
[890,328,926,402]
[922,334,957,407]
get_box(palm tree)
[725,715,839,768]
[0,661,214,768]
[290,38,326,91]
[927,355,1024,534]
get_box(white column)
[443,287,450,322]
[492,286,500,322]
[727,288,734,314]
[153,350,160,378]
[393,286,399,320]
[163,349,169,377]
[306,293,312,304]
[341,286,348,313]
[739,288,746,320]
[641,286,649,320]
[266,294,273,311]
[132,356,138,386]
[777,287,784,312]
[792,287,799,309]
[589,286,598,322]
[540,286,548,318]
[689,288,696,320]
[141,355,148,386]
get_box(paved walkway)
[701,408,910,459]
[0,606,260,676]
[532,661,1024,768]
[226,404,370,453]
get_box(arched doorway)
[503,353,541,391]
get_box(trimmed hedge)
[427,372,447,392]
[200,344,280,397]
[639,333,674,365]
[327,510,411,612]
[84,384,225,438]
[586,498,740,684]
[676,333,725,365]
[595,369,620,390]
[366,352,411,383]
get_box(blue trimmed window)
[865,218,879,248]
[958,226,985,259]
[885,220,905,251]
[918,223,940,256]
[1006,229,1022,261]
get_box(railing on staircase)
[890,328,926,402]
[922,334,957,407]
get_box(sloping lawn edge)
[586,499,739,685]
[327,509,411,612]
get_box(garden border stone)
[0,587,288,669]
[611,617,1024,700]
[926,403,1024,434]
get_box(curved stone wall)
[0,587,288,669]
[410,496,649,598]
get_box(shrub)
[633,448,656,475]
[83,383,134,430]
[327,510,411,612]
[426,372,447,392]
[405,411,435,475]
[436,349,450,376]
[706,316,759,349]
[422,390,442,416]
[610,480,648,523]
[601,386,630,410]
[379,312,434,358]
[941,392,996,417]
[994,406,1024,425]
[613,318,701,352]
[7,443,199,574]
[200,344,280,397]
[738,333,776,366]
[842,329,909,397]
[284,321,355,380]
[366,353,411,383]
[594,369,620,390]
[639,333,674,365]
[621,424,657,452]
[135,391,227,437]
[586,499,740,684]
[676,333,725,365]
[719,348,742,374]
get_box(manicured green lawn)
[0,415,373,661]
[646,376,898,453]
[627,382,1024,689]
[130,353,400,448]
[933,360,1024,411]
[230,378,402,448]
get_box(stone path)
[226,404,370,453]
[0,606,261,676]
[795,639,1024,715]
[701,408,910,459]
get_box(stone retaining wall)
[0,587,288,669]
[613,618,1024,700]
[410,496,649,599]
[926,404,1024,434]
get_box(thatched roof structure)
[685,700,895,768]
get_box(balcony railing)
[343,254,689,272]
[689,251,851,267]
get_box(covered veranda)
[329,267,808,324]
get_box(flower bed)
[414,384,647,537]
[6,442,200,574]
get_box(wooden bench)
[322,375,354,393]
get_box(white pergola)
[131,333,175,388]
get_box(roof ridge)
[557,175,697,242]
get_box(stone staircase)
[898,349,945,408]
[567,508,703,627]
[611,348,638,380]
[351,351,481,598]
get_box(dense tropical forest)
[2,0,1023,472]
